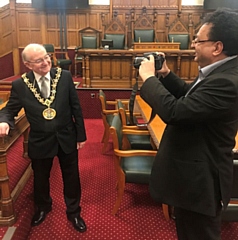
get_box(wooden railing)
[0,102,30,226]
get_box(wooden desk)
[135,95,238,150]
[0,102,30,226]
[135,95,165,148]
[133,42,180,50]
[78,49,198,88]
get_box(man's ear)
[213,41,223,56]
[24,61,32,70]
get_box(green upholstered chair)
[117,100,155,150]
[43,44,72,71]
[74,27,100,76]
[109,113,157,215]
[104,34,125,49]
[99,89,118,154]
[134,29,155,42]
[74,36,97,76]
[168,34,189,50]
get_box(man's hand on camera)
[139,55,156,82]
[156,53,170,78]
[139,54,170,82]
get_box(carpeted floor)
[2,119,238,239]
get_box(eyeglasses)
[192,39,216,45]
[27,54,51,64]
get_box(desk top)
[78,48,195,56]
[135,95,238,150]
[135,95,165,148]
[133,42,180,50]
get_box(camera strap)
[129,72,156,129]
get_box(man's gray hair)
[21,43,46,62]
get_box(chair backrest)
[43,44,55,53]
[117,100,129,126]
[131,8,157,44]
[101,12,128,49]
[99,89,106,112]
[82,36,97,49]
[166,15,192,49]
[168,34,189,50]
[104,34,125,49]
[110,114,123,150]
[134,29,154,42]
[43,44,57,66]
[78,26,100,49]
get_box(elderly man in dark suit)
[139,8,238,240]
[0,43,87,233]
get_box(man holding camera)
[139,8,238,240]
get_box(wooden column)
[9,0,20,76]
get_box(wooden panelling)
[0,8,12,56]
[0,2,210,80]
[79,49,198,88]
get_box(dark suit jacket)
[0,68,86,159]
[140,57,238,217]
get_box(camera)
[133,52,164,70]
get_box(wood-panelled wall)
[0,1,210,78]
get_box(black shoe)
[68,216,87,233]
[31,207,52,226]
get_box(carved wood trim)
[101,11,128,49]
[131,7,157,42]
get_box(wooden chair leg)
[101,127,107,143]
[102,129,109,154]
[162,204,171,221]
[112,170,125,215]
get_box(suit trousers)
[174,206,222,240]
[31,145,81,218]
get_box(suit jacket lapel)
[185,76,199,96]
[25,71,41,92]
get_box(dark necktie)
[40,76,49,98]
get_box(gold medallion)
[42,108,56,120]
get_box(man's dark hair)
[204,8,238,56]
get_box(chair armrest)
[122,125,148,131]
[102,109,118,115]
[106,100,117,106]
[122,128,150,135]
[75,46,82,52]
[114,149,157,157]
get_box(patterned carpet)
[1,119,238,239]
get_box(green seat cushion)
[134,29,154,42]
[121,155,155,184]
[105,34,125,49]
[127,134,153,150]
